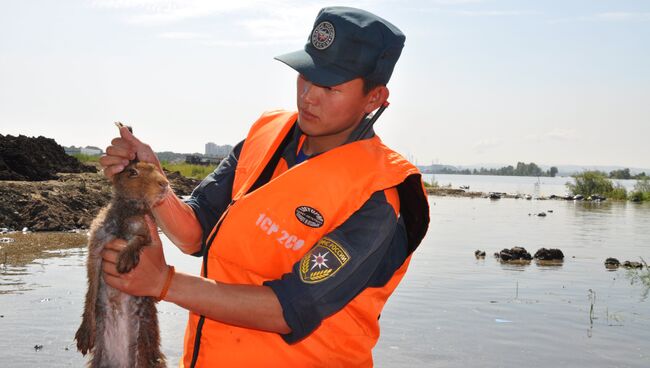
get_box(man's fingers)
[104,238,127,252]
[100,164,125,179]
[106,145,135,161]
[102,258,120,278]
[103,272,123,288]
[99,154,129,168]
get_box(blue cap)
[275,7,405,87]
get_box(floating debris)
[534,248,564,261]
[497,247,532,263]
[34,344,43,352]
[488,192,502,199]
[537,212,547,217]
[604,258,620,269]
[534,248,564,265]
[623,261,643,269]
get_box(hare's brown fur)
[75,162,169,368]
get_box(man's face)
[296,75,372,139]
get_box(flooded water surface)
[1,193,649,367]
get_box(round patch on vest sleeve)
[295,206,324,228]
[299,237,350,284]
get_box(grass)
[70,153,216,180]
[71,153,100,163]
[161,162,216,179]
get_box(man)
[100,6,429,367]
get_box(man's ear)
[364,86,389,113]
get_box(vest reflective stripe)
[182,110,429,367]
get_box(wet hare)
[75,161,169,368]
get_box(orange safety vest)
[182,110,429,367]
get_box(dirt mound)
[163,169,200,196]
[0,169,201,232]
[0,134,97,181]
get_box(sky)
[1,0,649,169]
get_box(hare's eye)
[127,168,139,178]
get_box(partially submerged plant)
[625,257,650,301]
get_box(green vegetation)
[567,172,650,201]
[72,153,100,163]
[609,184,628,200]
[423,176,439,188]
[439,162,558,177]
[71,153,215,180]
[567,171,619,198]
[629,177,650,202]
[626,258,650,300]
[161,161,216,179]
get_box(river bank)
[0,167,200,232]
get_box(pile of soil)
[0,134,97,181]
[0,170,201,232]
[0,135,202,231]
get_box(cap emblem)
[311,21,335,50]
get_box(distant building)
[81,146,103,156]
[64,146,81,155]
[205,142,232,158]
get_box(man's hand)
[99,124,163,179]
[102,216,169,297]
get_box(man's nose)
[300,80,318,104]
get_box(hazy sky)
[1,0,649,168]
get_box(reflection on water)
[0,197,649,367]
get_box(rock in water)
[497,247,532,263]
[534,248,564,261]
[604,258,620,269]
[623,261,643,269]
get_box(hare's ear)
[126,167,139,178]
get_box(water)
[1,190,649,367]
[374,196,650,367]
[424,173,640,197]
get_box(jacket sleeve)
[183,140,244,256]
[263,189,409,344]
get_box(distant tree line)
[438,162,559,177]
[608,168,648,180]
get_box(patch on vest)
[300,237,350,284]
[295,206,324,228]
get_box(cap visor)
[274,49,358,87]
